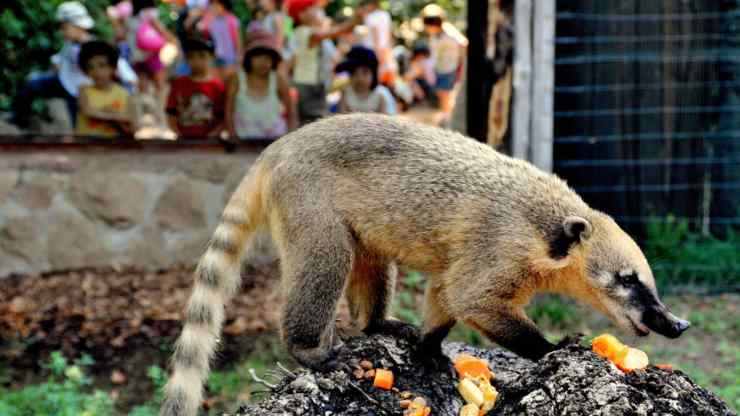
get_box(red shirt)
[166,76,225,139]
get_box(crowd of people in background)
[9,0,468,140]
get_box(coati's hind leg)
[276,210,355,371]
[345,248,419,342]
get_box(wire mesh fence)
[553,0,739,288]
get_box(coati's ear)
[549,216,593,259]
[563,216,592,241]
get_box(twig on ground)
[249,368,277,389]
[276,361,297,378]
[348,381,379,405]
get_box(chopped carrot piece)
[591,334,629,362]
[655,363,673,371]
[454,355,493,381]
[373,368,394,390]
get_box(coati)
[160,113,690,416]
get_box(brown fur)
[161,114,660,416]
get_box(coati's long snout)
[582,215,691,341]
[641,303,691,338]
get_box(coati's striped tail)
[160,166,264,416]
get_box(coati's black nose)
[643,307,690,339]
[673,319,690,335]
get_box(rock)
[69,173,148,230]
[0,170,19,205]
[47,209,108,270]
[12,176,58,210]
[233,335,736,416]
[153,177,206,232]
[0,214,45,265]
[179,157,235,183]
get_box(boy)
[166,39,226,139]
[11,2,136,130]
[421,4,467,124]
[287,0,363,125]
[76,41,133,137]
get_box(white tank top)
[343,86,383,113]
[234,71,287,139]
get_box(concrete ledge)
[0,143,270,278]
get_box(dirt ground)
[1,265,737,413]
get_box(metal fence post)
[512,0,532,160]
[531,0,555,172]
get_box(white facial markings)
[618,268,637,279]
[594,271,613,288]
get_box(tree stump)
[233,334,735,416]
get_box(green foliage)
[644,215,740,287]
[0,0,114,111]
[128,365,168,416]
[527,295,578,329]
[0,351,115,416]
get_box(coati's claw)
[416,348,455,377]
[295,344,350,373]
[364,320,421,343]
[554,333,585,350]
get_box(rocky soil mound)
[234,334,736,416]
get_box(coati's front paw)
[554,333,584,351]
[363,319,421,343]
[293,343,351,373]
[414,346,455,377]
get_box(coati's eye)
[616,271,639,286]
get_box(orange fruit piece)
[616,348,649,373]
[373,368,394,390]
[454,354,493,381]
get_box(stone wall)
[0,146,266,279]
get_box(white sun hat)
[56,2,95,30]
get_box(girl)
[226,28,296,139]
[128,0,177,98]
[337,46,387,114]
[198,0,241,78]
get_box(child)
[421,4,467,123]
[11,2,136,129]
[260,0,286,50]
[336,46,386,114]
[166,39,226,139]
[359,0,397,85]
[198,0,241,78]
[128,0,177,98]
[287,0,363,124]
[226,28,296,139]
[76,41,133,137]
[403,44,437,105]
